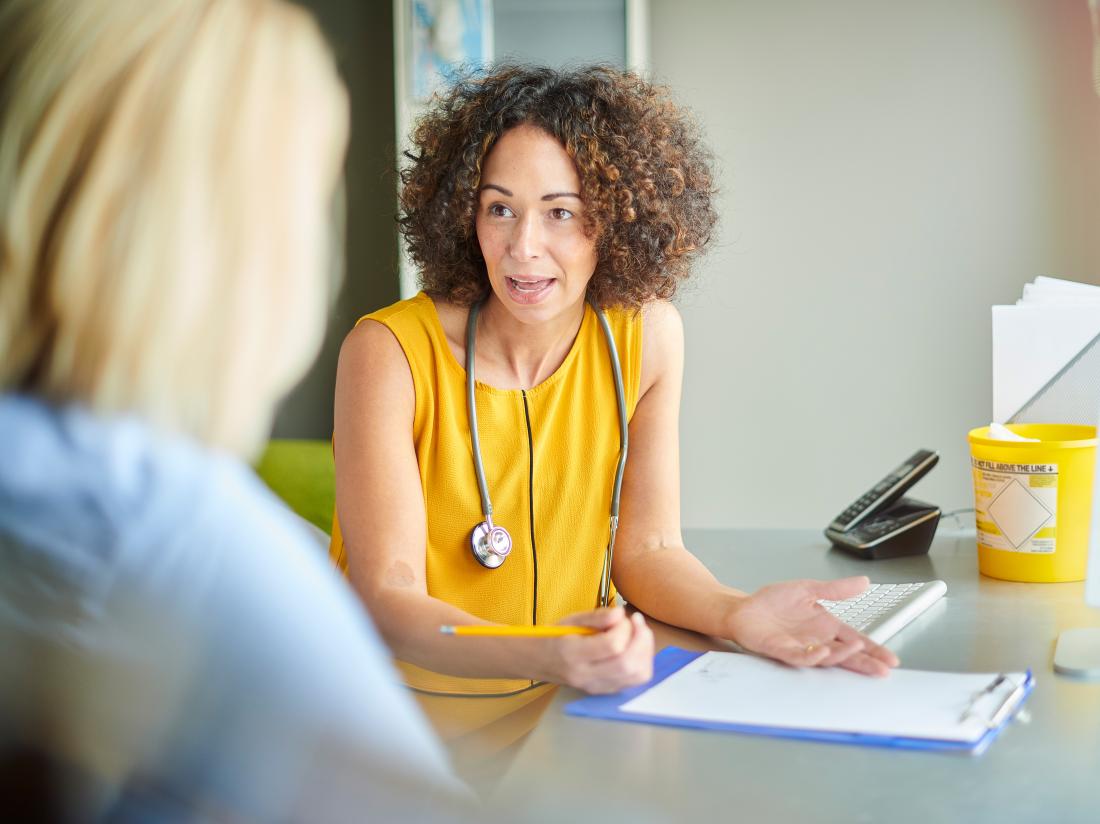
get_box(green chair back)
[254,439,334,535]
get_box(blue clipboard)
[564,647,1034,755]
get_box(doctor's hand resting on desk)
[330,65,898,699]
[725,577,898,676]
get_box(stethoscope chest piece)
[470,520,512,568]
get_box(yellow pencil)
[439,624,596,637]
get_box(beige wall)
[651,0,1100,528]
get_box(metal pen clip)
[958,673,1025,728]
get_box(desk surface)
[433,529,1100,823]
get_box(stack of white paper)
[992,276,1100,424]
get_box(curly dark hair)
[398,64,718,308]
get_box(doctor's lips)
[505,275,556,301]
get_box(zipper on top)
[521,390,538,626]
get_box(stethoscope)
[465,297,629,608]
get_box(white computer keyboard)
[819,580,947,644]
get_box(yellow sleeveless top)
[330,292,643,696]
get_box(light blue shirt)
[0,394,467,820]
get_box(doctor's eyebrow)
[478,183,581,200]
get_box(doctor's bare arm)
[333,318,649,693]
[609,302,897,676]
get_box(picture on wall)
[409,0,493,101]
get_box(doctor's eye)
[548,208,574,221]
[487,203,515,218]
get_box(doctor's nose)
[508,212,543,261]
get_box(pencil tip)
[439,625,454,634]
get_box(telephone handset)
[825,450,941,559]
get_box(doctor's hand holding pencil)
[442,605,654,694]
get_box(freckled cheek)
[563,236,599,275]
[475,222,506,267]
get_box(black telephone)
[824,450,941,560]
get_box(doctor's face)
[475,124,599,325]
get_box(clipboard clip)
[958,673,1028,728]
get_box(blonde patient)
[0,0,467,819]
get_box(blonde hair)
[0,0,348,455]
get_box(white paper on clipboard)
[618,650,1029,747]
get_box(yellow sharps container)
[967,424,1096,582]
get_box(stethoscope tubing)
[465,301,496,525]
[591,299,629,518]
[465,295,629,603]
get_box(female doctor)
[331,65,899,697]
